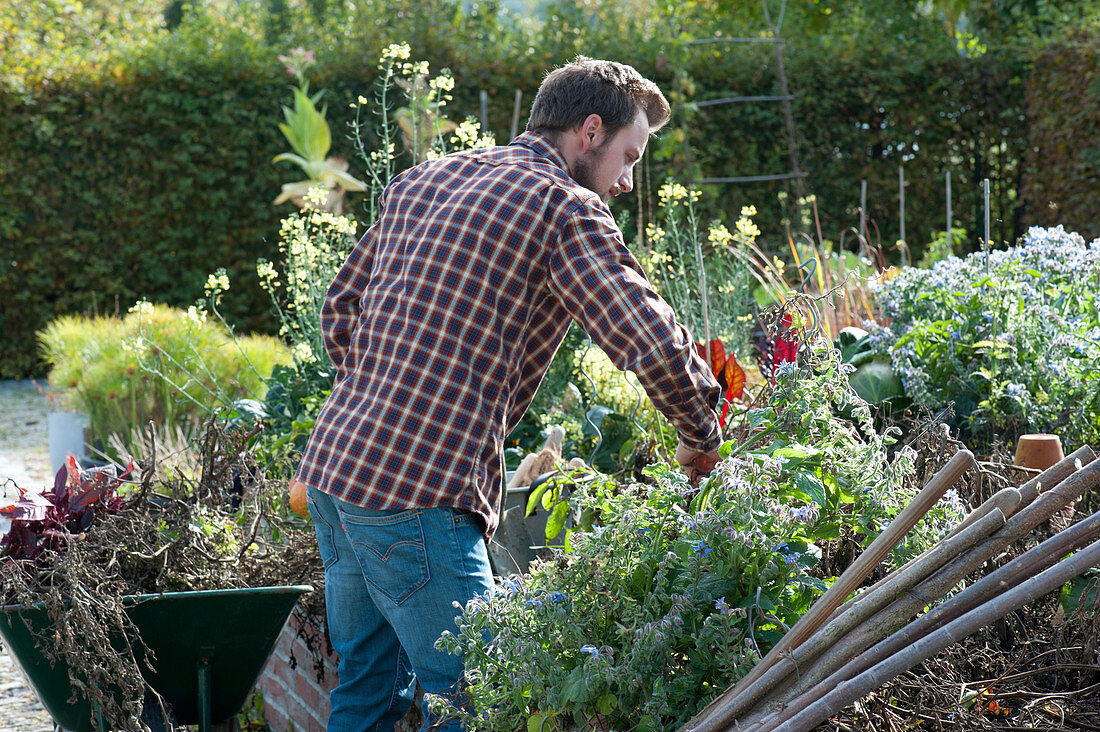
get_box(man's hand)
[675,441,720,486]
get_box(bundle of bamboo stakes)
[684,444,1100,732]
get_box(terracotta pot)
[1013,433,1064,472]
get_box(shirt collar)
[510,131,569,173]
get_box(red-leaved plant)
[0,456,132,561]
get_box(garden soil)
[0,379,57,732]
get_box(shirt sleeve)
[546,199,723,451]
[320,220,379,370]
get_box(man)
[293,56,722,730]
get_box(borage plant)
[868,225,1100,449]
[432,459,826,730]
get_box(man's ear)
[579,114,603,152]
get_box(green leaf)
[527,482,552,517]
[747,408,771,429]
[578,506,595,532]
[797,544,822,570]
[582,405,614,436]
[528,713,557,732]
[560,668,588,703]
[792,471,829,509]
[642,462,673,480]
[811,521,841,540]
[1061,572,1099,614]
[836,326,870,362]
[848,358,905,405]
[545,500,570,541]
[735,593,777,613]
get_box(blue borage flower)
[773,360,799,377]
[692,540,712,556]
[941,488,965,513]
[498,576,522,595]
[579,644,600,660]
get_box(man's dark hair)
[526,56,671,139]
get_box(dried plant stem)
[684,450,977,731]
[751,505,1100,731]
[767,536,1100,732]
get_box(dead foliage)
[0,419,324,731]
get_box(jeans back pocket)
[339,508,431,605]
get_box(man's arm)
[320,221,379,370]
[547,201,723,458]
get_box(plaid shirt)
[294,132,721,537]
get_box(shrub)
[868,225,1100,449]
[39,304,289,452]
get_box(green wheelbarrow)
[0,584,313,732]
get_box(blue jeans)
[307,486,493,731]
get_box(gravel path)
[0,380,60,732]
[0,380,53,495]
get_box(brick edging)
[257,606,337,732]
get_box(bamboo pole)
[683,450,976,732]
[752,506,1100,731]
[945,171,952,245]
[768,537,1100,732]
[898,165,905,260]
[730,508,1008,728]
[741,453,1100,715]
[510,89,523,141]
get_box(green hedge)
[1023,35,1100,235]
[1,2,1097,378]
[0,24,290,377]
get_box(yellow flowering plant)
[634,181,758,358]
[351,42,495,220]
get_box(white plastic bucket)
[47,411,89,476]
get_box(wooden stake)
[736,508,1008,728]
[746,454,1100,715]
[835,486,1021,618]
